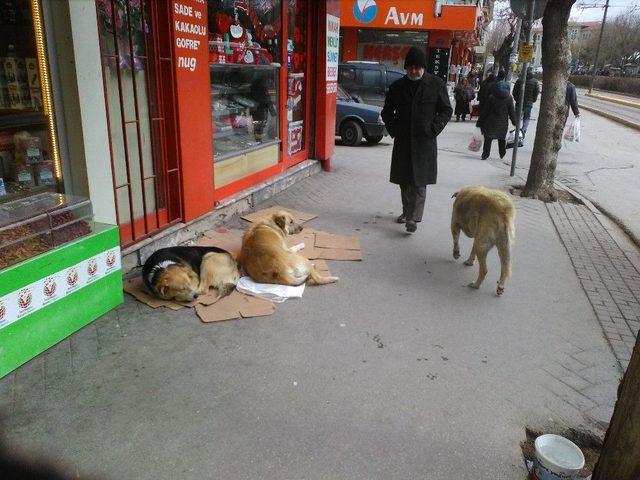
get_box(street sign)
[518,43,533,63]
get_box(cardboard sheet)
[313,248,363,261]
[314,232,361,251]
[195,290,275,323]
[195,227,245,256]
[241,206,317,224]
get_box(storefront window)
[286,0,307,156]
[356,29,428,69]
[0,0,93,270]
[1,0,59,200]
[208,0,282,187]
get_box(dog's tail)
[307,265,339,285]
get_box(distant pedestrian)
[477,80,516,160]
[565,80,580,125]
[477,72,496,114]
[512,67,540,136]
[454,77,475,122]
[381,46,453,233]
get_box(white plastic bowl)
[534,434,585,480]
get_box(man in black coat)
[512,67,540,136]
[381,47,453,233]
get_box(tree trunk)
[521,0,576,201]
[592,334,640,480]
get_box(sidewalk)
[0,124,629,479]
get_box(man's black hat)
[404,46,427,69]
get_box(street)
[577,88,640,127]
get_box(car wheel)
[365,135,383,145]
[340,120,363,146]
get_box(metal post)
[507,18,523,83]
[510,0,535,177]
[588,0,610,94]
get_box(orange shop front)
[96,0,341,247]
[337,0,481,80]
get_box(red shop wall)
[169,0,338,216]
[171,0,214,222]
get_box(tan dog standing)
[451,186,515,296]
[239,211,339,286]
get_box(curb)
[579,104,640,132]
[553,179,640,254]
[585,92,640,109]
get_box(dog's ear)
[274,214,287,230]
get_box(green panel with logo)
[0,223,123,378]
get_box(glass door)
[285,0,309,164]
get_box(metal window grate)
[96,0,181,246]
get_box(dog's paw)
[467,282,480,289]
[453,249,460,259]
[496,285,504,296]
[464,259,474,266]
[290,242,305,252]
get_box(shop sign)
[341,0,478,31]
[427,47,450,82]
[0,247,121,330]
[173,0,208,72]
[326,14,340,82]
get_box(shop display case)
[210,63,280,161]
[0,192,93,270]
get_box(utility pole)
[507,18,523,82]
[510,0,535,177]
[588,0,610,94]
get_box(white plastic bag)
[506,129,523,149]
[564,117,581,143]
[236,276,305,303]
[468,128,483,152]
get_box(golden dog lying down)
[239,211,339,286]
[451,186,515,296]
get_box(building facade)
[338,0,492,81]
[0,0,341,376]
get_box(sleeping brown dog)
[142,246,239,302]
[239,211,339,286]
[451,186,515,296]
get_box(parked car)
[336,85,387,146]
[338,61,405,107]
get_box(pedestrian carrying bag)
[506,129,524,149]
[564,117,581,143]
[468,128,483,152]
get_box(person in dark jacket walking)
[512,67,540,136]
[565,80,580,125]
[381,46,453,233]
[454,77,475,122]
[477,72,496,114]
[477,80,516,160]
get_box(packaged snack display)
[0,193,94,270]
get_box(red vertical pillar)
[314,0,341,171]
[170,0,214,222]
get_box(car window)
[339,67,357,87]
[386,71,403,87]
[357,69,382,88]
[336,86,351,101]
